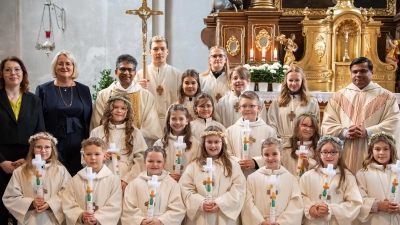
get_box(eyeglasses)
[300,123,314,130]
[240,104,258,109]
[210,54,225,59]
[34,146,51,151]
[206,141,222,146]
[320,151,338,156]
[118,67,135,73]
[3,68,22,74]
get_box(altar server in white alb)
[356,132,400,225]
[154,104,200,182]
[136,35,182,130]
[216,66,266,128]
[267,66,319,143]
[281,112,320,177]
[179,126,246,225]
[89,94,147,192]
[90,54,162,145]
[300,136,362,225]
[200,46,231,103]
[3,132,71,225]
[122,146,186,225]
[62,137,122,225]
[226,91,277,177]
[175,69,202,121]
[242,137,303,225]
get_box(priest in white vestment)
[136,36,182,130]
[321,57,400,173]
[90,54,162,145]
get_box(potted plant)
[268,62,290,92]
[244,64,269,91]
[92,69,115,103]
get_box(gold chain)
[58,86,73,107]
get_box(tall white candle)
[250,49,254,61]
[32,154,46,197]
[321,164,336,203]
[147,175,160,220]
[83,167,97,213]
[389,160,400,201]
[267,175,279,223]
[203,158,216,202]
[241,120,251,160]
[295,145,308,177]
[273,48,278,61]
[173,136,187,175]
[262,48,266,61]
[106,143,120,177]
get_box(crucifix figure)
[126,0,163,79]
[288,111,296,122]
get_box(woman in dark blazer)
[36,51,92,176]
[0,56,45,225]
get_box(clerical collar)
[211,68,225,78]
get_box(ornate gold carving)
[126,92,141,128]
[255,29,272,52]
[274,0,396,16]
[335,65,352,90]
[314,35,326,62]
[226,35,240,56]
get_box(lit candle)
[106,143,120,176]
[389,160,400,202]
[203,158,216,202]
[147,175,160,220]
[262,48,266,61]
[273,48,278,61]
[250,49,254,61]
[321,164,336,203]
[241,120,251,160]
[173,136,187,175]
[295,145,308,178]
[32,154,46,197]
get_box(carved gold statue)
[276,33,298,66]
[386,34,400,69]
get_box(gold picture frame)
[226,35,241,56]
[255,29,272,52]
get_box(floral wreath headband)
[107,95,132,108]
[29,133,58,145]
[200,131,226,138]
[317,135,343,147]
[297,112,319,122]
[368,132,396,146]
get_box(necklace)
[7,91,21,101]
[58,86,73,107]
[60,86,70,92]
[376,165,391,201]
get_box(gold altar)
[202,0,398,92]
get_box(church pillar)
[152,0,165,37]
[250,0,275,9]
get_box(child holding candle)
[179,126,246,225]
[121,146,186,225]
[190,93,226,141]
[216,66,267,128]
[154,104,200,182]
[226,91,277,177]
[176,69,202,121]
[3,132,71,225]
[63,137,122,225]
[356,132,400,224]
[267,66,319,144]
[299,136,362,225]
[89,94,147,192]
[241,137,303,225]
[281,112,320,177]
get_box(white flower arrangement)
[246,62,286,83]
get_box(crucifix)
[126,0,163,79]
[234,101,240,112]
[288,111,296,122]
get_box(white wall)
[0,0,210,92]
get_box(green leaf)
[92,69,115,102]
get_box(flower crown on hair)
[368,132,396,145]
[317,135,343,146]
[200,131,226,138]
[107,95,132,108]
[29,133,58,145]
[297,111,319,121]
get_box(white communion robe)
[321,82,400,174]
[216,91,267,128]
[136,64,182,130]
[121,170,186,225]
[281,140,317,177]
[226,117,277,177]
[241,166,304,225]
[179,159,246,225]
[62,166,122,225]
[89,122,147,183]
[190,117,226,141]
[299,167,362,225]
[356,163,400,225]
[90,81,162,144]
[154,133,200,175]
[267,95,319,143]
[174,97,198,121]
[3,164,71,225]
[200,71,231,103]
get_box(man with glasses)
[136,36,182,130]
[90,54,162,145]
[321,57,400,173]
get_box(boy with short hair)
[62,137,122,225]
[226,91,277,177]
